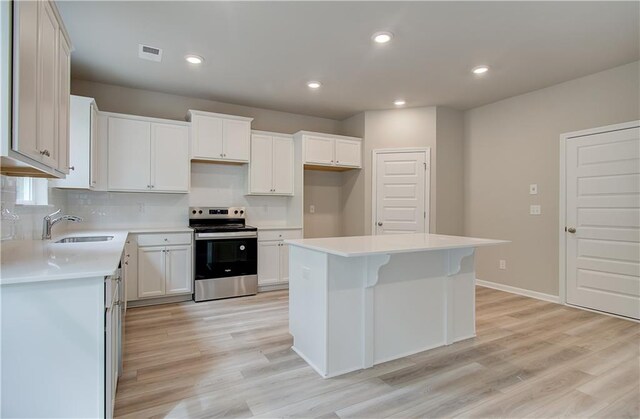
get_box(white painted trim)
[475,279,560,304]
[566,303,640,324]
[371,147,431,235]
[558,120,640,305]
[291,346,328,378]
[258,283,288,292]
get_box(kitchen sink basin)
[55,235,114,243]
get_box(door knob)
[377,222,383,226]
[567,227,576,234]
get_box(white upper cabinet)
[107,114,189,193]
[151,123,190,192]
[50,96,100,190]
[296,131,362,170]
[108,116,151,191]
[187,110,253,163]
[3,0,72,178]
[272,135,294,193]
[335,138,361,167]
[249,133,273,194]
[248,131,293,195]
[56,32,71,175]
[36,0,59,169]
[304,135,334,165]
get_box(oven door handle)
[195,232,258,240]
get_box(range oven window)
[195,237,257,280]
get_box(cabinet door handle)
[40,149,51,157]
[220,153,223,157]
[68,166,75,171]
[124,261,128,265]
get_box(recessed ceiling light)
[372,31,393,44]
[307,81,321,89]
[472,65,489,75]
[185,55,204,64]
[394,99,406,106]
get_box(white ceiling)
[57,1,639,120]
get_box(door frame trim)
[558,120,640,305]
[371,147,431,235]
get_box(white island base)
[286,234,506,378]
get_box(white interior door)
[374,150,429,235]
[566,125,640,319]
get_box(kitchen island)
[285,233,507,378]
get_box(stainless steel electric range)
[189,207,257,302]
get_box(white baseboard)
[475,279,560,304]
[259,283,289,292]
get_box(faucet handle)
[45,209,61,219]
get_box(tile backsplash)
[0,175,67,240]
[1,163,296,241]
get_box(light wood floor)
[115,287,640,418]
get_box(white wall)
[363,107,438,234]
[463,61,640,297]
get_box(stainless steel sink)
[55,235,114,243]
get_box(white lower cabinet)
[166,245,192,294]
[258,241,281,285]
[136,233,193,299]
[138,246,166,298]
[257,229,302,288]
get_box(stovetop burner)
[189,207,255,233]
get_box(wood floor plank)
[115,288,639,418]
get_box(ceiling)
[57,1,639,120]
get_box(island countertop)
[285,233,508,257]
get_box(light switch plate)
[499,259,506,270]
[309,205,315,214]
[530,205,541,215]
[529,184,538,195]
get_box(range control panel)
[189,207,245,219]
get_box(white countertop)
[285,233,508,257]
[0,231,131,285]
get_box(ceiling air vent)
[138,44,162,62]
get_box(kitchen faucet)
[42,209,83,240]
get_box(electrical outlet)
[529,184,538,195]
[530,205,541,215]
[309,205,315,214]
[499,259,507,270]
[137,203,145,213]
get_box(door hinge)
[424,211,426,219]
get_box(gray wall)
[363,107,438,234]
[339,112,366,236]
[303,170,343,238]
[463,61,640,296]
[435,107,465,235]
[71,79,342,135]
